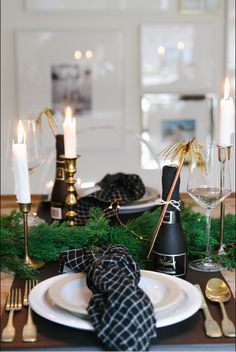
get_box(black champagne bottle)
[153,165,187,277]
[50,134,68,221]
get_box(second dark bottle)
[50,134,68,221]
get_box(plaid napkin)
[76,173,145,225]
[59,245,157,351]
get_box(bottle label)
[153,251,186,277]
[163,211,179,224]
[56,166,65,181]
[51,206,62,220]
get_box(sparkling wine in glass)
[187,144,231,272]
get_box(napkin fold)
[76,173,145,225]
[59,245,157,351]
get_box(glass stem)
[219,161,225,248]
[205,207,212,263]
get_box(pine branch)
[1,206,235,279]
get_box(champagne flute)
[22,119,46,226]
[187,143,231,272]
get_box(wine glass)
[8,118,45,225]
[187,143,231,272]
[22,119,46,225]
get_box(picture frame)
[140,22,217,92]
[179,0,222,14]
[140,94,215,169]
[16,29,124,136]
[24,0,175,12]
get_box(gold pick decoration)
[160,138,207,173]
[36,108,57,136]
[146,138,207,259]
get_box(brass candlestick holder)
[217,145,232,255]
[62,154,80,226]
[19,203,45,268]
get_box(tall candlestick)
[63,155,80,226]
[219,77,235,146]
[63,107,77,158]
[12,120,31,204]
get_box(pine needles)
[0,205,235,279]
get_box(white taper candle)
[63,107,77,158]
[219,77,235,146]
[12,120,31,203]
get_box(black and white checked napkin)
[59,245,157,351]
[76,173,145,225]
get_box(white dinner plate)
[47,271,183,316]
[119,199,160,214]
[122,187,160,206]
[118,186,160,214]
[29,270,201,330]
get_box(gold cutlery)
[195,284,222,337]
[22,279,38,342]
[205,278,236,337]
[1,288,22,342]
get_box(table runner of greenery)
[1,206,235,279]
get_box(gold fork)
[1,288,22,342]
[22,279,38,342]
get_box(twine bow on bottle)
[156,199,181,211]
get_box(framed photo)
[51,63,92,116]
[140,94,215,169]
[16,29,124,132]
[179,0,222,14]
[140,23,216,92]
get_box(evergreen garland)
[0,206,235,279]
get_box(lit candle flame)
[224,77,230,99]
[17,120,25,144]
[64,106,75,130]
[65,106,72,119]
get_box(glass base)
[29,212,46,227]
[189,259,220,272]
[20,212,46,227]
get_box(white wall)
[1,0,235,196]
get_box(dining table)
[0,193,235,352]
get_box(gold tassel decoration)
[160,138,207,173]
[36,108,58,136]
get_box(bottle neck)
[55,134,66,180]
[162,165,180,211]
[55,134,65,160]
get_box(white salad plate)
[29,270,201,330]
[47,270,183,316]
